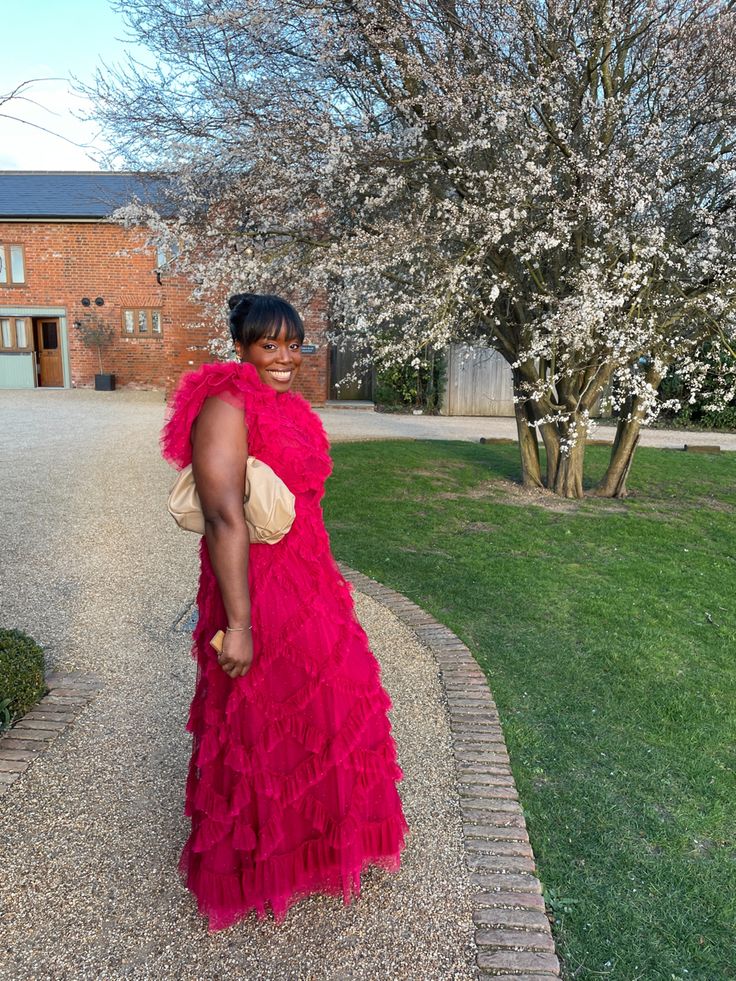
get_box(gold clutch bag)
[167,455,296,544]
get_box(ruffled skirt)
[179,528,409,930]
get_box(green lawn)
[323,439,736,981]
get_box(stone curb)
[0,672,104,796]
[338,563,561,980]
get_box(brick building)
[0,171,352,405]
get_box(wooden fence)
[440,343,515,416]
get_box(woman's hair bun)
[228,292,256,312]
[227,291,305,346]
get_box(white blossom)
[90,0,736,496]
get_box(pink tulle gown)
[162,359,409,930]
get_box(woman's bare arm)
[191,395,252,677]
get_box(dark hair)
[228,293,305,346]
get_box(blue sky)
[0,1,139,169]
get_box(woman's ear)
[233,340,246,361]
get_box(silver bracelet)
[226,625,252,633]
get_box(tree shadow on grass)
[333,438,736,516]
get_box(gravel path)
[318,405,736,450]
[0,389,475,981]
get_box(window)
[122,308,163,336]
[156,240,180,270]
[42,321,58,349]
[0,244,26,285]
[0,317,31,351]
[15,317,32,351]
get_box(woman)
[162,292,409,931]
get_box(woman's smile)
[237,320,303,391]
[266,367,294,383]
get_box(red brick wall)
[293,290,330,405]
[0,221,330,404]
[163,285,330,404]
[0,221,208,388]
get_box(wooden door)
[329,339,374,400]
[34,318,64,387]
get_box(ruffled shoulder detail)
[161,360,277,470]
[281,387,332,460]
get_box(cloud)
[0,78,113,170]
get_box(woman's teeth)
[268,369,292,381]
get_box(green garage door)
[0,352,36,388]
[0,316,36,388]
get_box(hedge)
[0,629,46,730]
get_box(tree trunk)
[512,370,543,488]
[594,415,641,497]
[526,400,561,487]
[594,368,662,498]
[514,399,544,488]
[552,429,586,498]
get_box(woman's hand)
[217,629,253,679]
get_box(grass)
[323,439,736,981]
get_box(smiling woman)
[162,292,409,931]
[228,292,304,390]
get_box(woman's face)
[236,321,303,392]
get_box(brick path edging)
[0,672,104,796]
[338,563,562,980]
[0,588,560,977]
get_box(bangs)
[241,296,305,344]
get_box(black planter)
[94,373,116,391]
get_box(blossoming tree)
[90,0,736,497]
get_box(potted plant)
[74,317,116,391]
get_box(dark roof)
[0,171,174,219]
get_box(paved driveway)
[317,405,736,450]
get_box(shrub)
[375,350,446,412]
[0,629,46,730]
[73,315,116,375]
[659,355,736,431]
